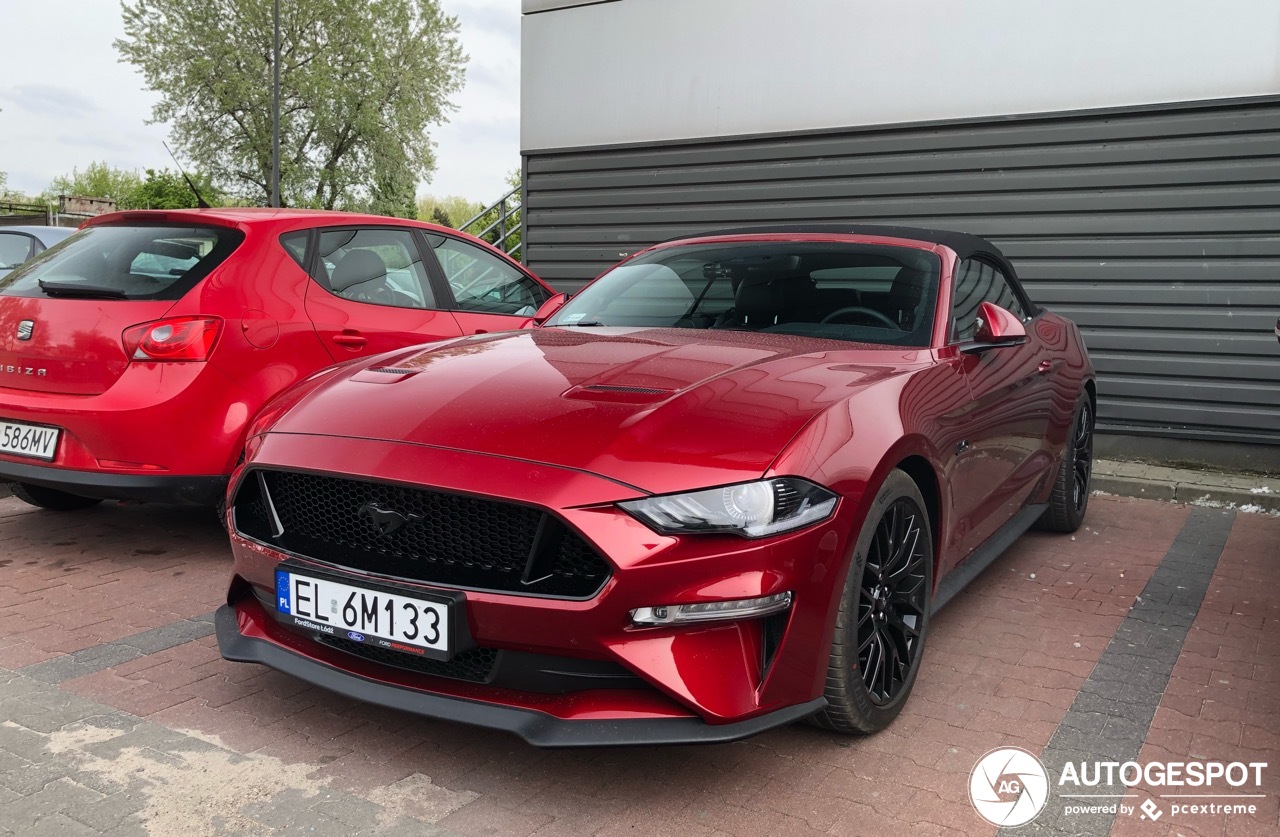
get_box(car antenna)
[163,141,212,209]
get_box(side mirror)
[961,301,1028,354]
[530,292,568,325]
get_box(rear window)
[0,224,244,301]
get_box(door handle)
[1037,360,1054,375]
[332,332,366,348]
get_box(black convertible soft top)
[673,223,1018,279]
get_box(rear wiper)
[37,280,128,300]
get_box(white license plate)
[275,569,450,655]
[0,420,60,461]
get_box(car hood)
[268,327,928,495]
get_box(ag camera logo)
[969,747,1050,827]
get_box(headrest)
[889,267,927,306]
[735,274,813,322]
[331,250,387,292]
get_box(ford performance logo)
[17,320,34,341]
[358,502,424,537]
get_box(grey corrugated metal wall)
[523,96,1280,446]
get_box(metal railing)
[460,186,521,260]
[0,201,52,225]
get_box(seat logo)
[16,320,34,341]
[358,502,423,537]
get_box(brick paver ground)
[0,494,1275,836]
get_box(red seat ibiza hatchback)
[0,208,552,513]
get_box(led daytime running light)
[631,592,793,626]
[619,478,837,538]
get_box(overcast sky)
[0,0,520,203]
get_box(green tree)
[41,164,220,210]
[46,162,142,207]
[416,194,483,229]
[417,170,523,254]
[116,0,466,210]
[1,173,42,208]
[131,168,222,209]
[459,168,522,254]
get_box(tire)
[215,496,229,532]
[1036,396,1094,533]
[7,483,104,512]
[812,469,934,734]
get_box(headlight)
[619,478,838,538]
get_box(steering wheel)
[820,306,899,329]
[352,286,394,305]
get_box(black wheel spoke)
[854,496,932,707]
[886,609,919,645]
[1071,405,1093,511]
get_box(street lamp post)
[270,0,281,208]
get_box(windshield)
[546,241,942,346]
[0,224,244,301]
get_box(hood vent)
[563,383,675,403]
[369,367,417,375]
[582,384,671,395]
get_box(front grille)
[318,636,499,682]
[233,470,611,598]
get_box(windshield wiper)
[566,321,609,327]
[37,280,128,300]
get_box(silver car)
[0,226,77,278]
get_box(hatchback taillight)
[123,317,222,362]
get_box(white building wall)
[521,0,1280,151]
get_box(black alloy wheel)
[1072,401,1094,513]
[858,499,929,705]
[812,468,933,734]
[1037,395,1094,533]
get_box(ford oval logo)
[347,631,365,642]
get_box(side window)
[312,228,435,310]
[951,258,1027,341]
[428,236,547,315]
[0,233,34,270]
[279,231,308,269]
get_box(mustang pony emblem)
[358,502,423,537]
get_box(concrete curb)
[1093,459,1280,514]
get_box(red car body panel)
[217,227,1096,746]
[261,329,931,496]
[0,208,552,504]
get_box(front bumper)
[216,604,824,747]
[223,432,861,742]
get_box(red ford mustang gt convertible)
[217,225,1096,746]
[0,209,551,511]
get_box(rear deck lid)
[0,223,244,395]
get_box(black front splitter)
[214,605,825,748]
